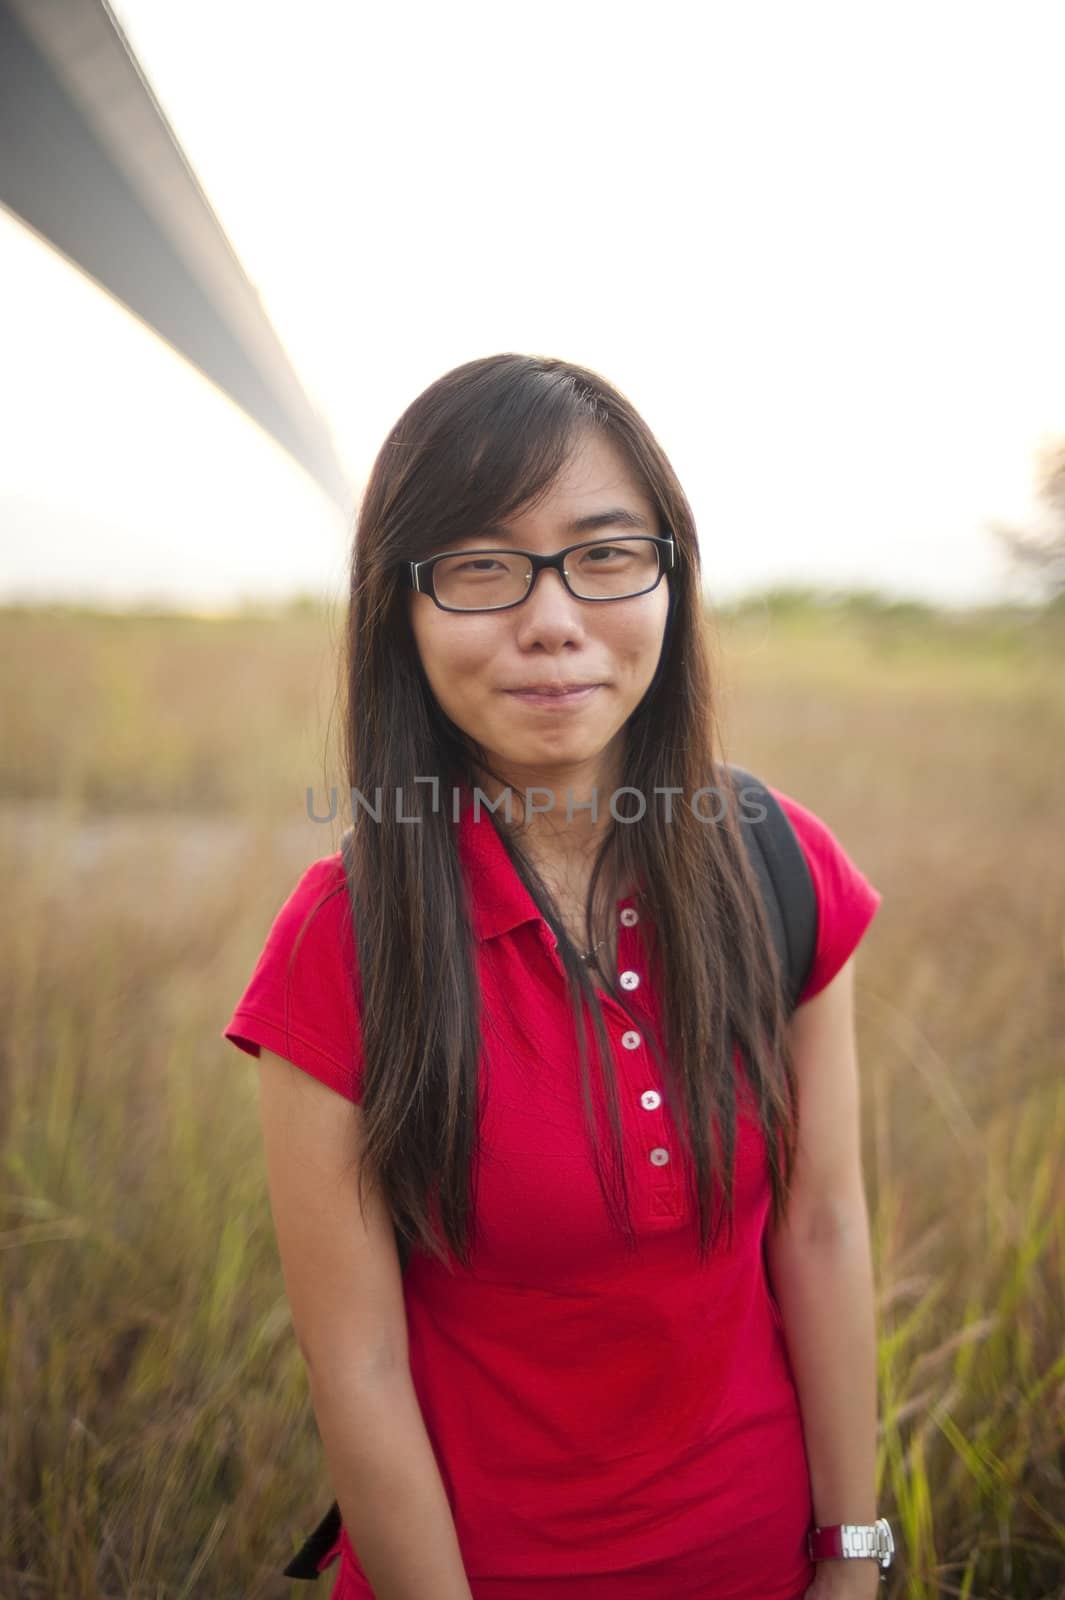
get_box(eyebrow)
[477,508,651,543]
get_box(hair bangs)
[387,358,610,560]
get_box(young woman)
[223,354,889,1600]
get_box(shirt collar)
[454,781,642,944]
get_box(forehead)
[458,433,656,545]
[519,430,649,516]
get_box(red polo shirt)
[223,782,882,1600]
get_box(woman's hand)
[802,1559,883,1600]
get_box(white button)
[622,1030,642,1050]
[640,1090,661,1110]
[620,908,639,927]
[649,1147,670,1166]
[619,970,640,990]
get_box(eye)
[581,544,628,562]
[452,557,505,573]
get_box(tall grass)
[1,595,1063,1597]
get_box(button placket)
[648,1147,678,1215]
[615,912,648,1088]
[615,906,676,1216]
[543,899,672,1221]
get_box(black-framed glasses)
[405,534,675,613]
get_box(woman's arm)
[258,1049,473,1600]
[763,956,881,1595]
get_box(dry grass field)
[1,594,1063,1598]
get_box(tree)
[991,439,1065,601]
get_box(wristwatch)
[808,1518,894,1576]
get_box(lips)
[506,683,601,696]
[505,683,603,710]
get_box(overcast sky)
[2,0,1064,611]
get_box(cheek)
[611,602,668,667]
[415,621,498,706]
[645,591,671,659]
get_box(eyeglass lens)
[432,539,661,611]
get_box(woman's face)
[407,429,671,807]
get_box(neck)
[472,750,623,864]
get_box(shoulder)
[765,785,851,864]
[264,852,351,952]
[222,850,364,1102]
[763,783,883,1005]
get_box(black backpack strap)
[724,763,818,1012]
[282,1499,342,1580]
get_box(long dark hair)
[317,354,798,1270]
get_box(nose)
[513,564,589,633]
[521,562,579,610]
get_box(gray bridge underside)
[0,0,351,511]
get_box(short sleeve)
[768,786,883,1006]
[221,855,364,1102]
